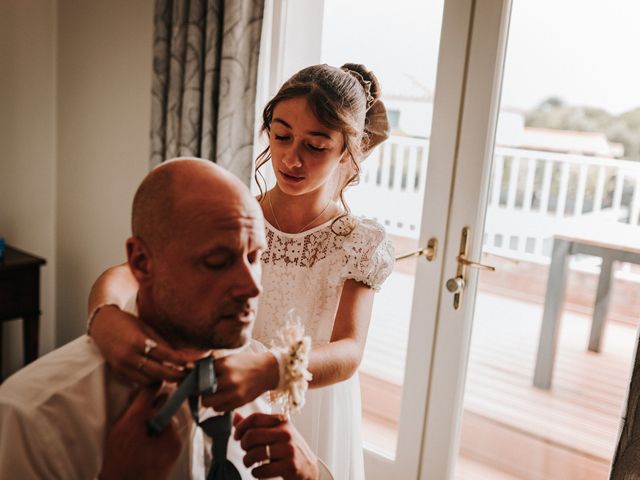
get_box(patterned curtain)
[150,0,265,185]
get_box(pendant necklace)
[268,191,333,234]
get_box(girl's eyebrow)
[272,118,333,140]
[272,118,292,129]
[309,131,333,140]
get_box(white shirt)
[0,335,194,479]
[0,307,333,479]
[0,290,263,480]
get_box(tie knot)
[199,411,232,440]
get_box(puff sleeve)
[341,218,395,290]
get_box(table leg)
[22,315,39,365]
[534,238,571,389]
[589,256,614,353]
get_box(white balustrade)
[346,136,429,237]
[347,136,640,282]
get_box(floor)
[359,272,637,479]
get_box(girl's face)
[269,96,348,197]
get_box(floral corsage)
[269,313,313,418]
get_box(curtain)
[150,0,265,185]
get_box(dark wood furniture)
[610,329,640,479]
[0,245,46,376]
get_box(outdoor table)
[533,220,640,389]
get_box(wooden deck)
[359,273,637,479]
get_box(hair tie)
[342,67,376,110]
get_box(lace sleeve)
[342,218,395,291]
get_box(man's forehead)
[172,189,265,246]
[212,210,261,226]
[201,213,265,246]
[206,210,263,229]
[187,195,261,225]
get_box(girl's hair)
[254,63,389,230]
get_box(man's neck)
[135,293,212,360]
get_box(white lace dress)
[253,215,394,480]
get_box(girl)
[88,63,394,479]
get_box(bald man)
[0,159,327,480]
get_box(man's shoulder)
[0,336,110,479]
[0,336,105,410]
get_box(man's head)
[127,158,265,351]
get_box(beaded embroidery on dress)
[253,215,394,479]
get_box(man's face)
[148,198,265,351]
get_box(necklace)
[267,191,333,234]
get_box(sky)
[321,0,640,115]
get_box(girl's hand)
[202,352,279,412]
[90,305,190,385]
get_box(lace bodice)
[252,216,394,346]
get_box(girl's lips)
[280,171,305,183]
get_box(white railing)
[346,136,430,237]
[346,135,640,280]
[484,147,640,258]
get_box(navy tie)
[148,357,240,479]
[195,410,240,480]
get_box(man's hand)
[99,385,183,480]
[233,413,320,480]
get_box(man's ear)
[126,236,152,285]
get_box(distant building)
[382,72,433,138]
[382,79,624,158]
[511,127,623,158]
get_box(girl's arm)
[307,279,374,388]
[206,279,373,411]
[89,264,190,384]
[89,264,276,395]
[91,269,375,409]
[88,263,139,316]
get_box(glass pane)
[320,0,445,458]
[456,1,640,478]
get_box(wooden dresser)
[0,245,46,377]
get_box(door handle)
[395,237,438,262]
[446,227,495,309]
[456,255,495,271]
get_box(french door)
[258,1,512,478]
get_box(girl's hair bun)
[340,63,381,108]
[340,63,389,155]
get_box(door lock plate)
[447,227,495,309]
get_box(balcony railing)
[346,135,640,281]
[347,135,430,238]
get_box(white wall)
[0,0,57,377]
[0,0,154,375]
[56,0,154,343]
